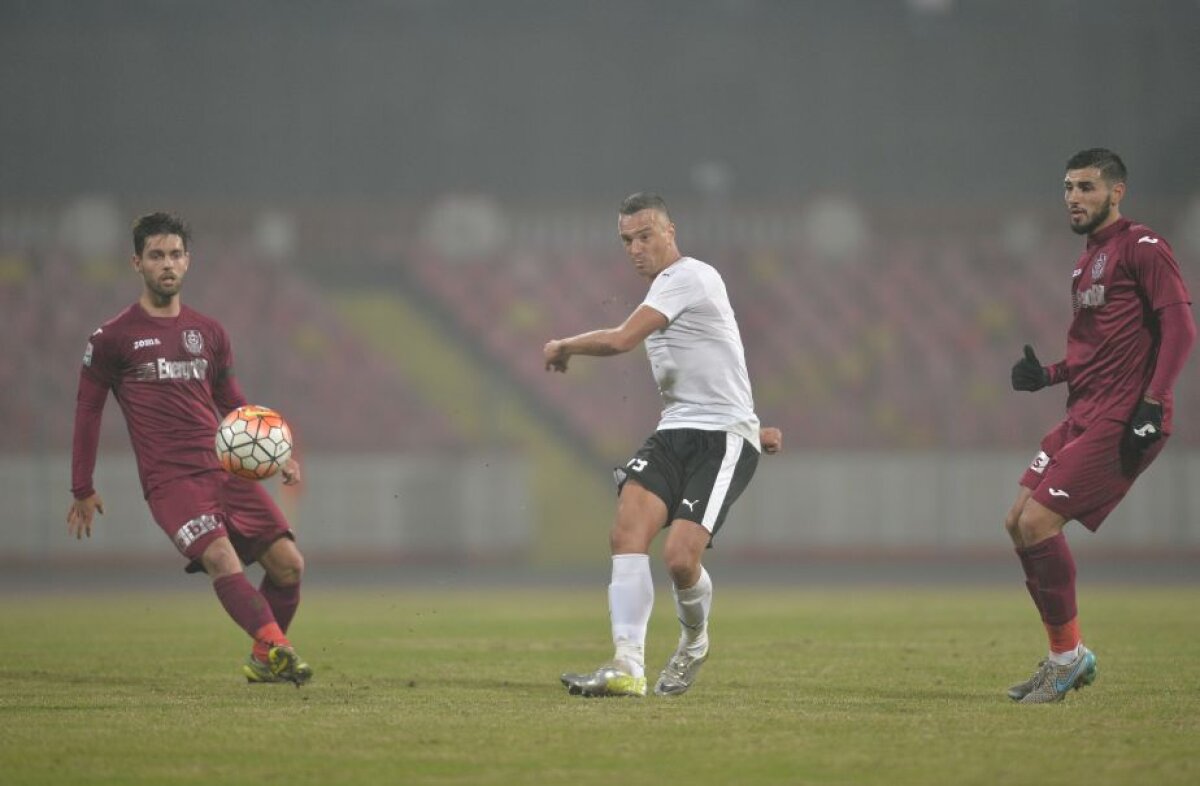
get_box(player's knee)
[662,545,699,588]
[271,556,304,587]
[259,537,305,586]
[1016,506,1059,546]
[265,547,304,587]
[199,537,241,578]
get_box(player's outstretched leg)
[1018,646,1097,704]
[560,660,647,698]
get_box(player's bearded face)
[1069,194,1113,236]
[135,234,189,301]
[1065,168,1118,236]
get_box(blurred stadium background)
[3,0,1199,578]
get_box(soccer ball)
[215,405,294,480]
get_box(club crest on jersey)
[1090,252,1107,280]
[182,329,204,355]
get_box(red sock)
[1017,533,1081,650]
[1015,547,1044,617]
[251,623,289,662]
[212,573,290,661]
[259,576,300,633]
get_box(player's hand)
[760,427,783,455]
[1128,398,1164,449]
[1011,344,1049,392]
[544,340,570,373]
[66,493,104,539]
[281,458,302,486]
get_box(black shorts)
[614,428,759,540]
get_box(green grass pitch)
[1,585,1197,785]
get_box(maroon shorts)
[1019,417,1166,531]
[146,471,293,566]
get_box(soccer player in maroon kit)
[1005,149,1195,703]
[66,212,313,685]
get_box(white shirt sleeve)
[643,266,700,323]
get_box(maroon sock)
[1015,547,1045,619]
[259,576,300,633]
[1017,533,1077,626]
[213,573,279,640]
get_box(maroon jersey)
[1060,218,1191,430]
[71,303,248,499]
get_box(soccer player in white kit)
[544,193,782,697]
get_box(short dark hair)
[132,212,190,256]
[619,192,670,218]
[1065,148,1127,185]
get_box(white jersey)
[641,256,761,450]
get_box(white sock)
[608,554,653,677]
[1048,642,1084,665]
[673,566,712,658]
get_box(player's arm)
[1129,302,1196,446]
[544,305,668,373]
[211,325,249,415]
[212,366,249,415]
[1132,236,1196,403]
[1126,235,1196,444]
[67,370,109,539]
[1145,302,1196,402]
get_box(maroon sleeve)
[70,369,110,499]
[1130,234,1191,311]
[211,324,248,415]
[1147,302,1197,401]
[1046,360,1069,386]
[213,370,249,416]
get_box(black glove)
[1011,344,1049,392]
[1128,399,1164,448]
